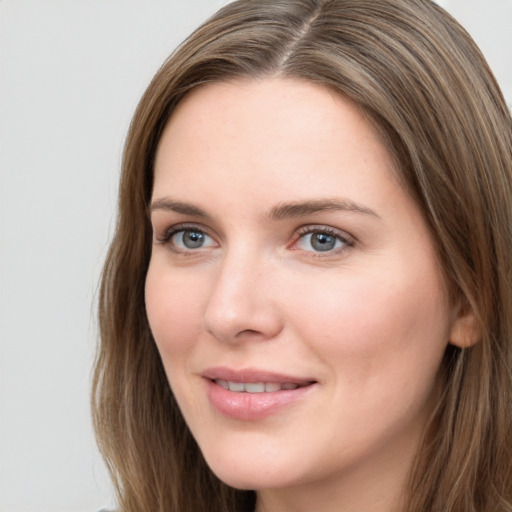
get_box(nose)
[203,249,283,344]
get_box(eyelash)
[155,223,354,256]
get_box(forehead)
[153,78,399,197]
[159,78,383,146]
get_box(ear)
[449,304,482,348]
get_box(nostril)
[238,329,261,336]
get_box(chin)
[203,443,322,493]
[210,465,291,491]
[200,443,298,490]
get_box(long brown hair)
[92,1,512,510]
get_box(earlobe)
[449,306,482,348]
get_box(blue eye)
[296,229,351,253]
[168,228,216,250]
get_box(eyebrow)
[267,198,380,221]
[148,198,210,218]
[148,197,380,220]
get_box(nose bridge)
[203,244,281,343]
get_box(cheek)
[145,261,214,418]
[287,266,452,378]
[145,262,206,359]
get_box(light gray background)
[0,1,510,511]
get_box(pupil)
[311,232,335,251]
[183,230,204,249]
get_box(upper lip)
[201,366,316,385]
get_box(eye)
[158,225,217,252]
[294,227,353,254]
[172,229,215,249]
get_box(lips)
[202,366,315,385]
[202,367,317,421]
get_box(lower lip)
[205,379,315,421]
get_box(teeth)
[215,380,303,393]
[216,379,229,390]
[228,381,245,392]
[245,382,265,393]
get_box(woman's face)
[146,78,462,508]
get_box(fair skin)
[145,78,475,512]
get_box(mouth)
[202,367,317,420]
[213,379,311,393]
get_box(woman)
[92,0,512,511]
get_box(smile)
[202,368,317,420]
[214,380,305,393]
